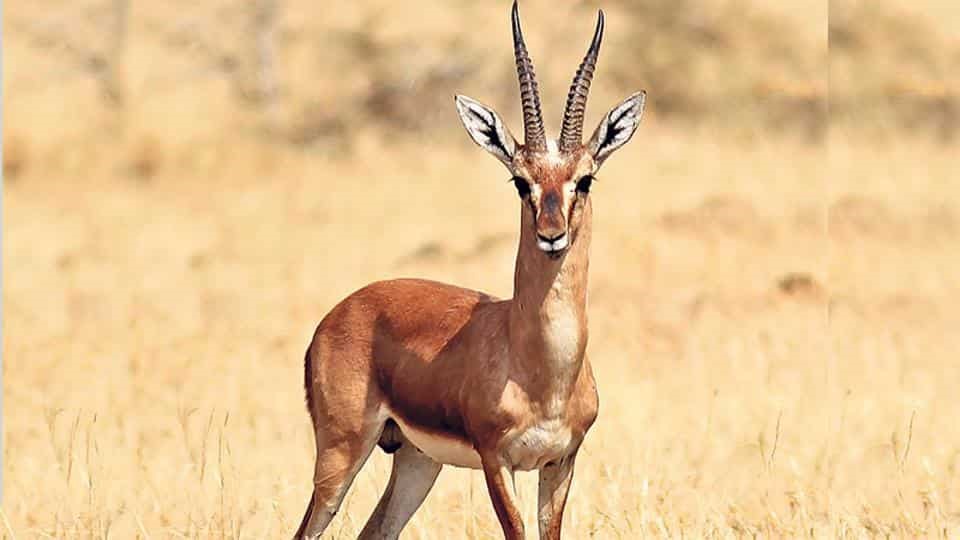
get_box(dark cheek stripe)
[527,196,538,216]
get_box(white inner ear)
[455,95,516,165]
[590,92,645,164]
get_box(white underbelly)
[388,413,483,469]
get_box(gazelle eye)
[576,175,594,194]
[511,176,531,198]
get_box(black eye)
[511,176,531,198]
[576,175,594,194]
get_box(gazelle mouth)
[537,234,569,257]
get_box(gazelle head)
[455,1,645,258]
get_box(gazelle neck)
[509,201,591,409]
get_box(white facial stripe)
[530,182,543,201]
[562,181,576,215]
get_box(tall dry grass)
[4,0,959,538]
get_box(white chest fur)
[538,299,586,414]
[505,417,575,471]
[387,408,576,471]
[539,272,586,363]
[542,303,581,360]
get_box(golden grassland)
[5,129,959,537]
[4,0,960,538]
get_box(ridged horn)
[559,10,604,151]
[512,1,546,151]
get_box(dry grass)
[4,0,960,538]
[830,0,960,141]
[6,129,959,537]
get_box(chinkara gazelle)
[295,2,645,538]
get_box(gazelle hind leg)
[292,489,316,539]
[296,423,384,540]
[359,438,442,540]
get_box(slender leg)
[296,426,383,540]
[292,489,316,539]
[481,453,525,540]
[537,452,578,540]
[358,442,443,539]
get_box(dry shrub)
[126,135,164,180]
[777,272,825,300]
[4,134,31,181]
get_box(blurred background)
[3,0,958,537]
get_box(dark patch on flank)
[303,344,315,421]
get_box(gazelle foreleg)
[481,452,525,540]
[358,441,442,540]
[537,451,578,540]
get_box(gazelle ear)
[587,91,646,165]
[455,95,517,167]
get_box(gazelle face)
[454,2,645,259]
[511,145,596,257]
[455,90,645,258]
